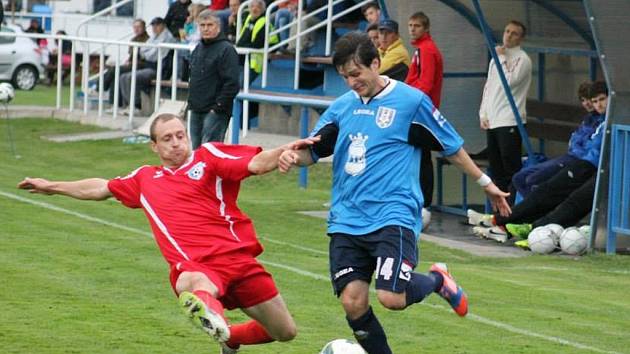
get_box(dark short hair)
[133,18,146,27]
[150,113,185,141]
[361,1,380,14]
[588,80,608,98]
[332,31,379,70]
[366,23,379,32]
[409,11,430,29]
[508,20,527,37]
[577,81,592,99]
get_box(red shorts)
[169,255,278,310]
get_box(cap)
[150,17,165,25]
[378,19,399,33]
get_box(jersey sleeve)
[107,166,145,208]
[309,108,338,162]
[408,95,464,156]
[201,143,262,181]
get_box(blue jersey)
[310,80,464,236]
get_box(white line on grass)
[1,190,620,354]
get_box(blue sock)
[405,272,443,307]
[346,306,392,354]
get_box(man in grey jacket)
[120,17,176,113]
[188,10,240,147]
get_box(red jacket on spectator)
[405,32,443,108]
[210,0,228,10]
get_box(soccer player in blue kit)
[278,32,511,354]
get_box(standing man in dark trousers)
[405,12,443,229]
[479,20,532,202]
[188,10,240,147]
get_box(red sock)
[192,290,225,318]
[226,320,274,348]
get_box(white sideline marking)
[1,190,620,354]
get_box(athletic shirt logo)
[345,133,368,176]
[375,106,396,128]
[187,162,206,181]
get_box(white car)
[0,24,45,90]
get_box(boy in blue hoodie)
[511,81,604,197]
[468,81,608,240]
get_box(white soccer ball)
[560,227,588,255]
[578,225,591,238]
[320,339,366,354]
[0,82,14,102]
[545,223,564,246]
[527,226,556,254]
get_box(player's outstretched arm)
[445,148,512,216]
[18,177,113,201]
[248,136,320,175]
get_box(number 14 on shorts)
[375,257,412,281]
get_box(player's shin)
[346,306,392,354]
[404,272,443,307]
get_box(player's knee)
[377,292,406,310]
[274,322,297,342]
[340,294,369,317]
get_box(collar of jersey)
[354,76,397,104]
[162,151,195,175]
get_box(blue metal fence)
[606,124,630,254]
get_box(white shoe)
[179,292,230,343]
[472,226,490,238]
[421,208,431,231]
[467,209,493,227]
[486,226,508,243]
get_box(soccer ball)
[578,225,591,238]
[527,226,556,254]
[0,82,15,102]
[545,223,564,246]
[560,227,588,255]
[320,339,366,354]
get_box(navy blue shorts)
[328,225,418,296]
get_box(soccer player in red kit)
[18,113,318,354]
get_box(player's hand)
[17,177,54,195]
[284,136,320,151]
[278,150,300,173]
[484,182,511,217]
[480,118,490,130]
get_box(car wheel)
[12,65,38,91]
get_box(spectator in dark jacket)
[165,0,192,38]
[188,10,240,147]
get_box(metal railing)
[0,30,196,129]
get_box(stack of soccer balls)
[0,82,15,103]
[527,224,590,255]
[320,339,366,354]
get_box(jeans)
[512,153,579,197]
[190,110,231,149]
[274,9,294,43]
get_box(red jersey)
[108,143,263,267]
[405,33,443,108]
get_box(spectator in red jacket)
[405,11,443,107]
[404,11,444,229]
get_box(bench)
[434,99,584,216]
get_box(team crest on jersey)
[187,162,206,181]
[375,106,396,128]
[345,133,368,176]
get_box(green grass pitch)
[1,118,629,354]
